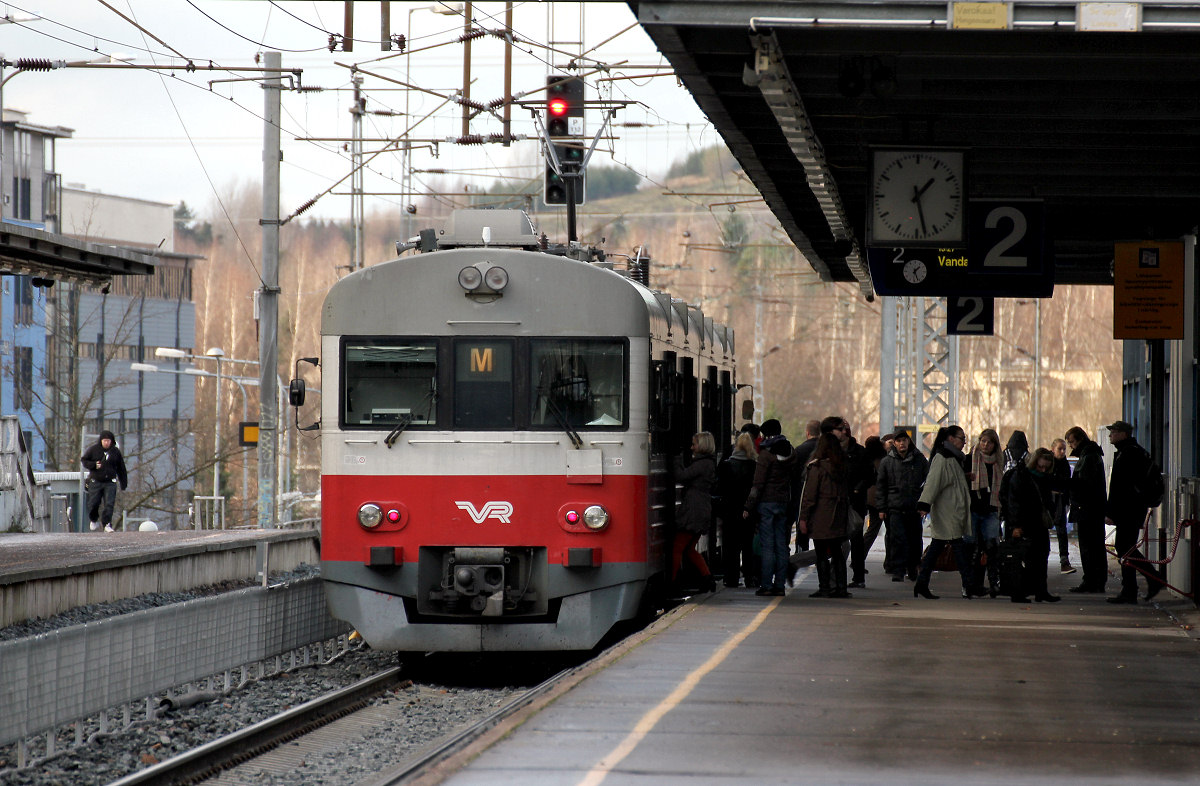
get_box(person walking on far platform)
[1065,426,1108,594]
[914,425,979,599]
[81,430,128,532]
[798,424,852,598]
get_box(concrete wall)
[60,188,174,252]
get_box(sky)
[1,1,715,223]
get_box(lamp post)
[132,362,256,510]
[155,347,287,526]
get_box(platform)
[438,553,1200,785]
[0,529,319,628]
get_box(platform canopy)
[0,222,155,286]
[632,0,1200,296]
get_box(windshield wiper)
[384,389,436,449]
[537,388,583,449]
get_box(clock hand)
[913,189,929,236]
[911,177,935,202]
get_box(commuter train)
[303,209,740,652]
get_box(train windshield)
[455,340,514,428]
[343,341,437,427]
[530,339,626,429]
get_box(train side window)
[342,340,438,428]
[454,339,514,429]
[530,339,627,429]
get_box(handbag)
[934,542,957,572]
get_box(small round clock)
[902,258,928,284]
[869,149,965,247]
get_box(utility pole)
[462,2,473,138]
[258,51,281,529]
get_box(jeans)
[757,502,790,590]
[972,511,1000,543]
[1114,513,1148,597]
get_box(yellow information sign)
[1113,242,1185,340]
[239,422,260,446]
[951,2,1011,29]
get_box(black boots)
[914,580,938,599]
[830,557,852,598]
[810,560,831,598]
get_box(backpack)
[1135,457,1165,508]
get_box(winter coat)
[875,446,929,512]
[845,438,873,516]
[1068,439,1107,524]
[969,459,1002,515]
[745,438,798,509]
[1106,436,1151,524]
[80,434,128,490]
[799,458,850,540]
[673,453,717,534]
[715,451,756,524]
[917,449,972,540]
[1007,463,1053,535]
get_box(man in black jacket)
[80,430,128,532]
[1065,426,1108,593]
[1103,420,1152,603]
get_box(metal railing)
[191,496,226,529]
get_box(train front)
[316,212,657,652]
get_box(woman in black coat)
[716,432,759,588]
[1007,447,1061,603]
[672,431,718,592]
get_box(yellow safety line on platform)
[577,594,784,786]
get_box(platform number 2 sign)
[947,296,994,335]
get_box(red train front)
[310,210,738,651]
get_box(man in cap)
[1103,420,1154,603]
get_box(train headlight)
[458,266,483,291]
[582,505,610,531]
[483,265,509,291]
[358,503,383,529]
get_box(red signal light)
[548,98,569,116]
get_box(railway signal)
[544,75,586,207]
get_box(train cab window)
[455,340,514,428]
[343,341,438,428]
[530,339,626,429]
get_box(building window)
[13,276,34,325]
[14,345,34,411]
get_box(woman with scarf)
[967,428,1004,597]
[1006,447,1062,603]
[913,425,981,599]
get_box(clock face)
[869,150,965,246]
[903,259,927,283]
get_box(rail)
[1113,509,1196,600]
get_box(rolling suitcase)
[997,538,1029,598]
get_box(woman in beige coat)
[913,425,981,599]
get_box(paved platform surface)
[443,552,1200,785]
[0,528,315,582]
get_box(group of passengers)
[671,417,1161,605]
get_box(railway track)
[107,668,407,786]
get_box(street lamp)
[132,362,256,516]
[155,347,289,526]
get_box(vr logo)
[455,501,513,524]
